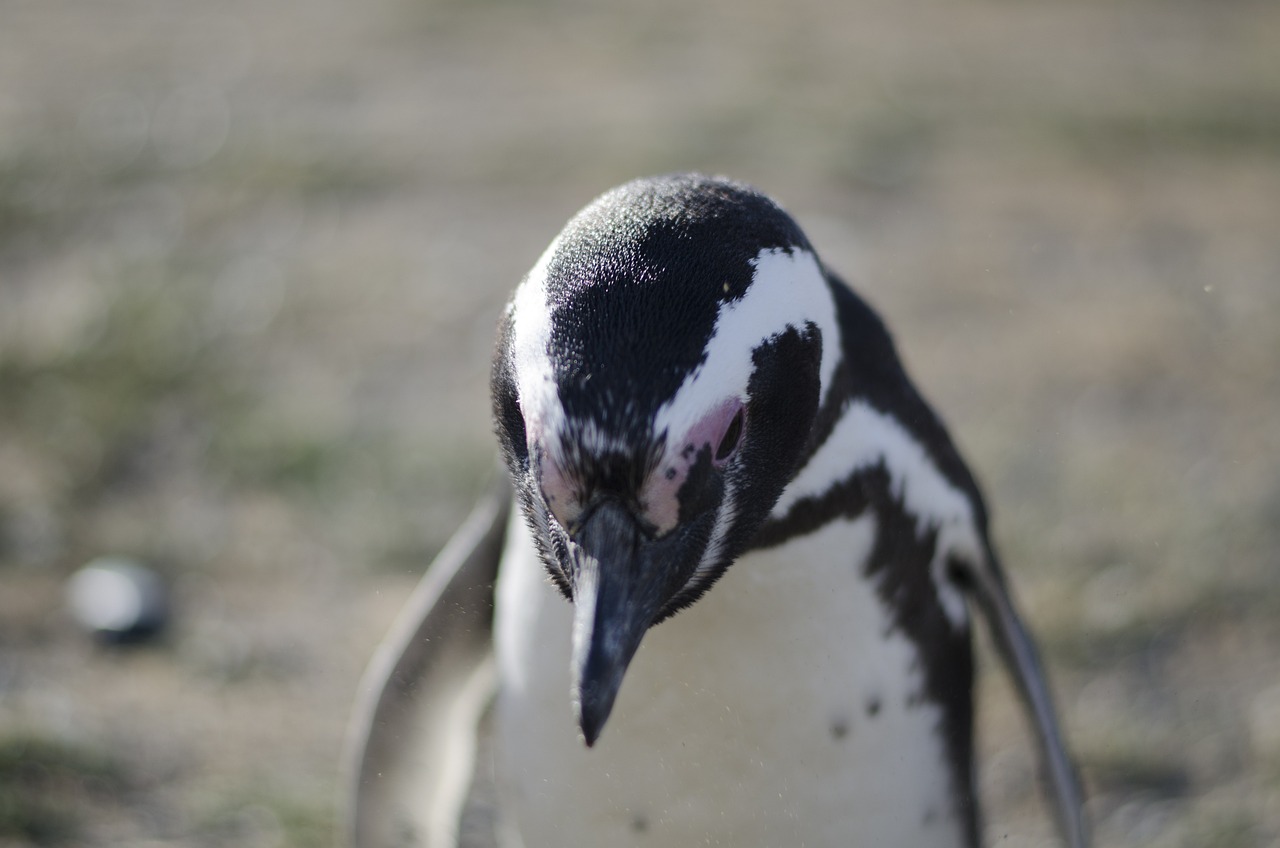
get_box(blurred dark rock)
[66,557,170,643]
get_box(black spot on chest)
[752,463,978,843]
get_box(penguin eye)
[713,408,745,465]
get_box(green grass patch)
[0,732,132,844]
[1080,742,1191,799]
[194,788,332,848]
[1184,812,1259,848]
[0,266,243,494]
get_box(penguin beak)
[568,499,691,747]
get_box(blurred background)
[1,0,1278,845]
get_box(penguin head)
[491,174,841,744]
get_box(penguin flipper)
[343,474,513,848]
[955,550,1090,848]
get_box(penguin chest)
[493,511,972,848]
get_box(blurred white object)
[66,557,169,641]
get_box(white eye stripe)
[513,246,839,489]
[653,248,840,449]
[511,240,564,460]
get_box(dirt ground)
[1,0,1278,845]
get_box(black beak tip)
[580,722,600,748]
[574,683,616,748]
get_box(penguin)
[344,174,1089,848]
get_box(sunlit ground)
[1,0,1278,845]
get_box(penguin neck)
[759,271,990,550]
[735,271,987,835]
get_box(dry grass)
[1,0,1278,845]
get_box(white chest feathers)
[494,509,971,848]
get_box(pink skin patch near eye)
[641,398,746,536]
[533,398,747,538]
[538,449,581,530]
